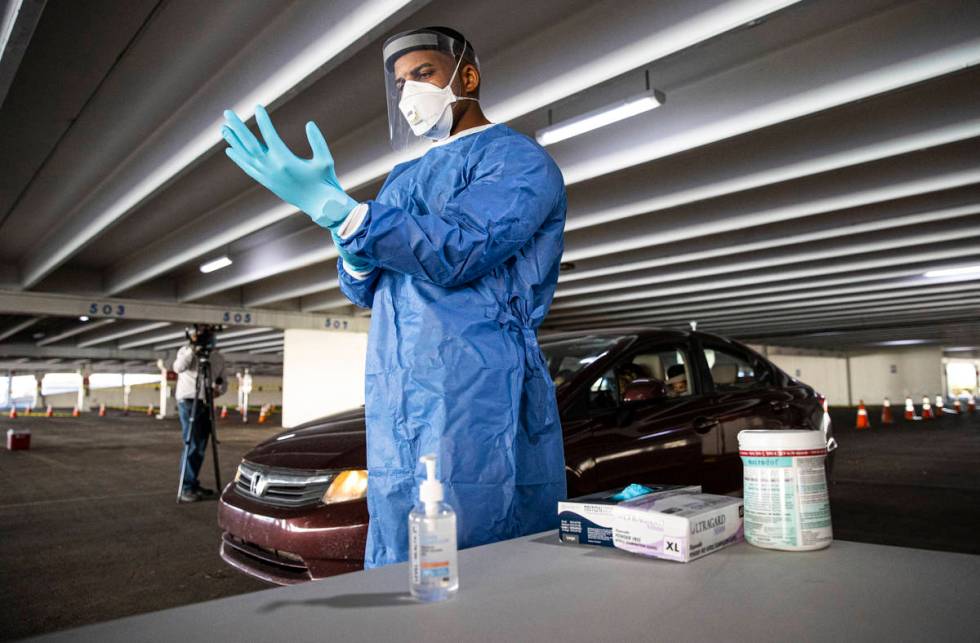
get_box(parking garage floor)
[2,408,979,640]
[0,413,270,640]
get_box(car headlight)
[234,462,243,483]
[322,469,368,504]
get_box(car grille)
[235,461,334,507]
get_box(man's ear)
[460,63,480,97]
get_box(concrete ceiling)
[0,0,978,369]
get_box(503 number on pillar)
[88,303,126,317]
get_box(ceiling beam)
[177,226,335,302]
[0,289,366,332]
[118,330,186,350]
[216,332,283,349]
[243,264,339,308]
[76,321,172,348]
[0,0,45,108]
[0,316,39,342]
[300,293,357,313]
[36,318,116,346]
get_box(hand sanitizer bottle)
[409,454,459,602]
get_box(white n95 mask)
[397,52,477,141]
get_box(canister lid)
[737,429,826,452]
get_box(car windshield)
[540,335,633,386]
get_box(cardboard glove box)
[558,485,743,562]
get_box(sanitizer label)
[740,450,832,550]
[410,520,457,588]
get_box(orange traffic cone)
[953,398,962,414]
[257,404,268,424]
[45,405,53,418]
[220,405,228,420]
[8,405,17,419]
[146,404,154,416]
[98,403,106,417]
[855,401,870,430]
[881,398,894,425]
[72,406,80,417]
[934,395,944,418]
[921,396,933,420]
[904,397,919,421]
[969,394,976,414]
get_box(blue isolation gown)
[337,124,568,568]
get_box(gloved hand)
[221,105,357,230]
[332,232,373,274]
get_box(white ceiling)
[0,0,978,370]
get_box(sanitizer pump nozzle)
[409,453,459,601]
[419,454,443,516]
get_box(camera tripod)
[176,349,222,503]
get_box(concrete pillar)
[76,367,90,412]
[156,359,171,419]
[4,369,12,408]
[282,329,368,428]
[33,373,44,409]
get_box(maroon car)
[218,328,834,584]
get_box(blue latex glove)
[221,105,357,230]
[610,483,655,501]
[332,231,373,274]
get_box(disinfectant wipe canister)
[737,430,832,551]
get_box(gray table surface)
[30,533,980,642]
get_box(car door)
[697,341,782,457]
[562,342,703,493]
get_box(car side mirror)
[622,378,667,404]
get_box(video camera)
[185,323,223,355]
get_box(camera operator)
[173,325,227,503]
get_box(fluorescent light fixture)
[536,90,665,147]
[924,264,980,278]
[200,256,233,274]
[79,315,89,322]
[876,339,929,346]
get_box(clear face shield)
[382,30,480,151]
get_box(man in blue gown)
[222,26,567,568]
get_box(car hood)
[245,408,366,471]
